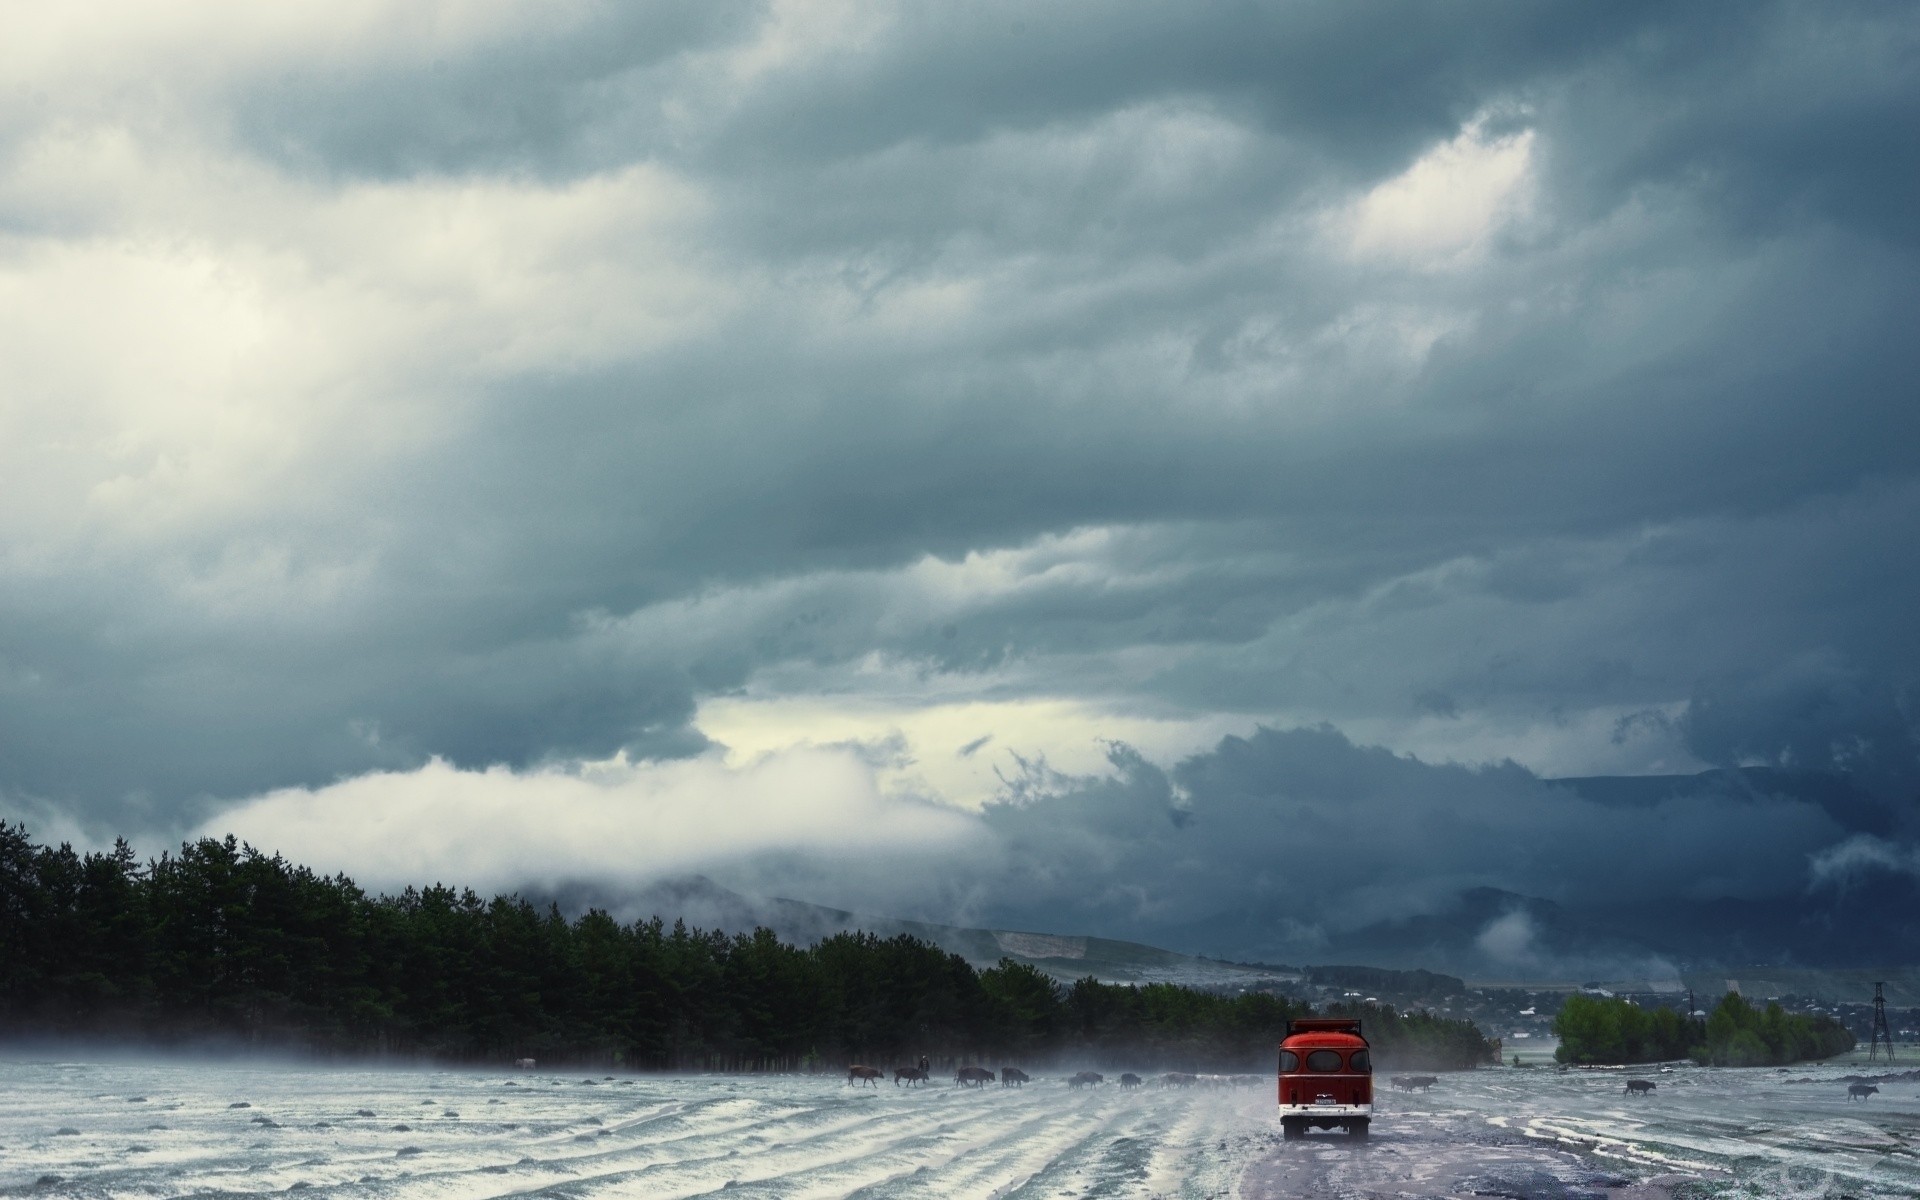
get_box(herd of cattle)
[845,1065,1265,1089]
[1620,1077,1891,1101]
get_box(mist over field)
[2,0,1918,982]
[6,1056,1920,1199]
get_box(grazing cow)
[893,1067,928,1086]
[1119,1073,1142,1089]
[1391,1075,1438,1092]
[955,1066,995,1088]
[848,1065,884,1087]
[1624,1079,1656,1096]
[1161,1072,1196,1088]
[1849,1083,1879,1101]
[1066,1071,1104,1089]
[1001,1068,1030,1087]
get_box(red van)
[1277,1017,1372,1139]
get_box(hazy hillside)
[1130,767,1915,976]
[537,875,1305,992]
[535,767,1913,986]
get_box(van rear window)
[1305,1050,1342,1071]
[1279,1050,1298,1072]
[1349,1050,1370,1072]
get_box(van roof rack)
[1286,1017,1364,1035]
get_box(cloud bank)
[5,1,1919,966]
[203,724,1880,973]
[210,747,980,897]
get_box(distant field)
[1827,1042,1920,1066]
[1683,967,1920,1007]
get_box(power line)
[1869,982,1896,1063]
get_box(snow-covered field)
[2,1056,1918,1198]
[1453,1060,1920,1197]
[0,1058,1272,1199]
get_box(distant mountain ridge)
[533,874,1303,991]
[540,766,1914,981]
[1147,767,1917,975]
[1550,766,1894,835]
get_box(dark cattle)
[1119,1073,1142,1089]
[1161,1072,1196,1088]
[1849,1084,1879,1101]
[955,1067,995,1088]
[1001,1068,1030,1087]
[1624,1080,1656,1096]
[848,1066,883,1087]
[1390,1075,1438,1092]
[1066,1071,1104,1089]
[893,1067,928,1086]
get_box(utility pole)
[1870,982,1896,1062]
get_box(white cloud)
[1475,909,1538,965]
[1808,833,1920,888]
[1345,115,1536,266]
[203,746,981,894]
[698,692,1253,811]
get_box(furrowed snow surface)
[1,1058,1917,1198]
[0,1061,1265,1199]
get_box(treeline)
[1698,993,1855,1066]
[1553,994,1699,1064]
[1554,992,1854,1066]
[0,827,1495,1071]
[1323,1002,1494,1071]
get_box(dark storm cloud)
[1,0,1917,911]
[229,3,763,178]
[722,724,1851,973]
[1685,661,1920,810]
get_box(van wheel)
[1348,1119,1369,1140]
[1282,1118,1304,1140]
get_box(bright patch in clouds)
[208,747,980,893]
[699,694,1253,810]
[1346,116,1536,265]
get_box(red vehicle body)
[1277,1017,1372,1139]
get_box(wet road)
[1243,1062,1920,1199]
[1241,1109,1687,1200]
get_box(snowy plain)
[1,1056,1917,1198]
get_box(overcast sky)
[4,2,1917,960]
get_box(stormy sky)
[4,1,1918,968]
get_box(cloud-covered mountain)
[201,722,1919,980]
[956,733,1920,977]
[534,874,1301,991]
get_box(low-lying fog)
[3,1055,1918,1198]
